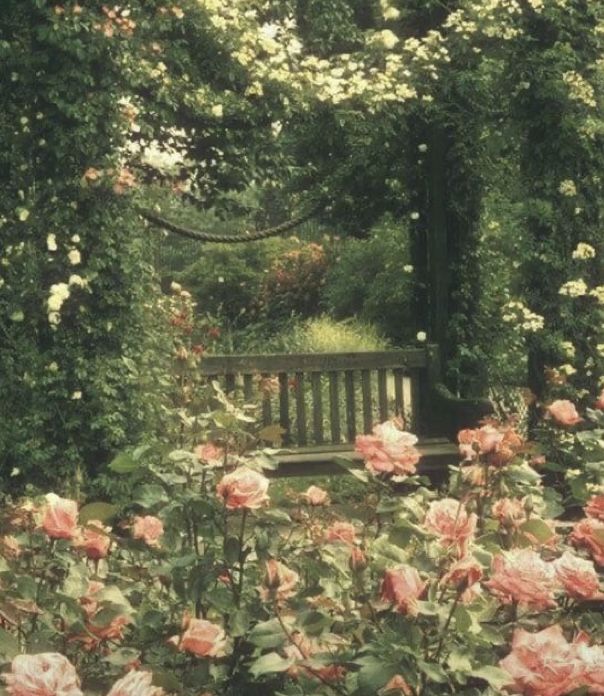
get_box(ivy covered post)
[506,1,604,403]
[0,2,161,489]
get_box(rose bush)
[0,405,603,695]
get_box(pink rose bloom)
[485,549,559,610]
[3,653,83,696]
[380,675,413,695]
[499,625,588,696]
[73,520,111,560]
[132,516,164,547]
[380,564,426,616]
[439,557,483,596]
[570,518,604,566]
[355,421,420,477]
[585,495,604,521]
[41,493,78,540]
[547,399,582,426]
[576,641,604,695]
[302,485,330,506]
[554,551,604,601]
[492,498,525,530]
[423,498,477,556]
[324,521,357,545]
[458,425,522,465]
[174,616,227,658]
[194,442,224,467]
[594,389,604,410]
[216,467,270,510]
[107,670,164,696]
[260,559,299,602]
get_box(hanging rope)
[139,204,321,243]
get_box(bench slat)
[261,373,272,425]
[243,373,254,401]
[201,349,427,375]
[377,369,388,421]
[278,372,291,445]
[295,372,307,446]
[394,368,404,417]
[344,370,356,441]
[361,369,373,433]
[311,372,324,444]
[328,371,341,443]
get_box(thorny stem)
[433,591,462,661]
[273,602,348,696]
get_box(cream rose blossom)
[216,467,270,510]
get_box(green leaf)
[248,619,286,649]
[448,651,472,673]
[333,456,369,482]
[249,652,294,678]
[109,450,140,474]
[470,666,511,690]
[79,502,118,524]
[519,518,554,543]
[0,628,19,659]
[417,660,448,683]
[133,484,169,509]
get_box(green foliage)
[323,216,415,342]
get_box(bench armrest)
[423,382,494,440]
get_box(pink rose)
[73,520,111,559]
[355,421,421,477]
[132,516,164,547]
[302,485,330,506]
[3,653,83,696]
[547,399,582,426]
[380,675,413,695]
[216,467,270,510]
[194,442,224,467]
[106,670,164,696]
[439,557,483,596]
[284,633,345,683]
[260,559,299,602]
[41,493,78,540]
[576,641,604,694]
[585,495,604,521]
[553,551,604,601]
[485,548,559,610]
[570,518,604,566]
[492,498,525,530]
[74,581,131,650]
[457,425,522,465]
[380,565,426,616]
[499,625,588,696]
[324,521,357,545]
[173,616,227,657]
[423,498,477,556]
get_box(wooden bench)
[201,345,493,480]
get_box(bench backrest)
[201,348,438,447]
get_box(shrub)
[322,216,415,343]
